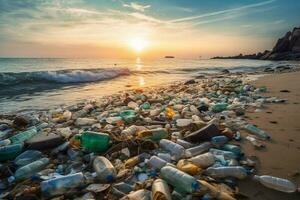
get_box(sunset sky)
[0,0,299,58]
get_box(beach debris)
[0,75,298,199]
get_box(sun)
[129,38,148,53]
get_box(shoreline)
[0,68,300,199]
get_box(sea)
[0,58,299,114]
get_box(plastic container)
[121,125,147,138]
[246,135,265,148]
[176,159,201,175]
[93,156,116,182]
[185,142,212,158]
[119,110,136,124]
[160,166,200,193]
[209,148,237,159]
[41,172,84,197]
[141,102,151,109]
[212,103,228,113]
[253,175,296,193]
[152,179,172,200]
[206,166,247,179]
[112,182,134,198]
[0,139,11,147]
[211,136,228,147]
[244,124,270,140]
[14,157,49,180]
[9,127,38,144]
[159,139,185,160]
[221,144,242,156]
[148,156,167,170]
[14,150,43,167]
[74,131,110,152]
[176,119,193,127]
[124,153,149,168]
[176,139,194,149]
[137,128,168,142]
[189,152,215,168]
[0,143,23,161]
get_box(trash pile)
[0,75,298,199]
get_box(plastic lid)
[106,175,113,182]
[7,176,15,184]
[192,181,200,190]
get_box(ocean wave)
[0,68,131,86]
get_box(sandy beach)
[239,71,300,199]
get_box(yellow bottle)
[176,159,202,175]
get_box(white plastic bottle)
[159,139,185,160]
[206,166,247,179]
[189,152,215,168]
[253,175,296,193]
[176,119,193,127]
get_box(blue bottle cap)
[192,181,200,190]
[106,175,113,182]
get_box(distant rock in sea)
[212,27,300,61]
[164,56,175,58]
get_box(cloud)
[123,2,151,12]
[169,0,276,23]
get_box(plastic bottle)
[40,172,84,197]
[74,131,110,152]
[185,142,212,158]
[105,116,123,124]
[0,143,23,161]
[190,105,201,116]
[137,128,168,141]
[157,153,172,162]
[221,144,242,156]
[13,157,49,181]
[119,110,136,124]
[122,189,151,200]
[244,124,270,140]
[124,153,149,168]
[176,159,202,175]
[121,125,147,138]
[9,127,38,144]
[253,175,296,193]
[160,166,200,193]
[176,139,194,149]
[159,139,185,160]
[211,136,228,147]
[152,179,172,200]
[212,103,228,113]
[176,119,193,127]
[14,150,43,167]
[75,118,97,126]
[246,135,265,148]
[112,182,134,198]
[189,152,215,168]
[199,180,235,200]
[93,156,116,182]
[148,156,167,170]
[165,107,175,120]
[0,139,11,147]
[205,166,247,179]
[141,102,151,109]
[209,148,237,159]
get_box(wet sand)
[239,71,300,199]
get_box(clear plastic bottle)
[13,157,49,180]
[206,166,247,179]
[121,125,147,138]
[246,135,265,148]
[160,166,200,193]
[93,156,116,182]
[0,139,11,147]
[14,150,43,167]
[40,172,84,197]
[176,159,201,175]
[159,139,185,160]
[244,124,270,140]
[9,127,38,144]
[176,139,194,149]
[148,156,167,170]
[209,148,237,159]
[137,128,168,142]
[189,152,215,168]
[253,175,296,193]
[185,142,212,158]
[176,119,193,127]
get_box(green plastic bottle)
[0,143,24,161]
[211,103,228,113]
[141,102,151,109]
[221,144,242,156]
[75,131,110,152]
[119,110,136,124]
[9,127,38,144]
